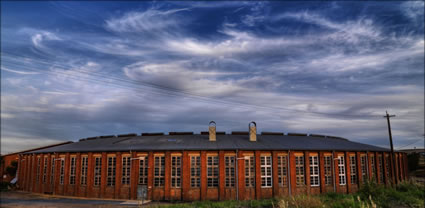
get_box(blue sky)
[1,1,424,154]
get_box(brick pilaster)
[130,151,138,200]
[319,151,326,193]
[115,152,122,198]
[100,152,107,197]
[200,151,207,200]
[333,152,340,193]
[75,153,81,195]
[164,151,171,200]
[147,152,153,200]
[356,152,362,185]
[305,151,311,194]
[218,150,225,200]
[289,151,296,195]
[345,152,351,193]
[86,152,93,197]
[255,150,262,199]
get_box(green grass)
[149,181,424,208]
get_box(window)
[36,157,41,183]
[245,156,255,187]
[107,156,116,186]
[81,156,88,185]
[94,157,102,186]
[338,156,346,185]
[69,157,76,185]
[207,156,219,187]
[171,156,181,188]
[360,155,368,182]
[370,155,376,180]
[122,156,131,185]
[138,157,148,185]
[43,157,48,184]
[59,159,65,185]
[277,155,287,187]
[378,155,384,183]
[350,155,357,184]
[385,155,391,182]
[190,156,201,188]
[295,155,305,186]
[154,156,165,187]
[324,156,332,185]
[225,156,235,187]
[50,156,55,184]
[261,156,272,187]
[309,155,320,187]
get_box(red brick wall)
[19,150,406,201]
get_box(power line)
[396,138,425,150]
[2,53,384,119]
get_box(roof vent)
[169,132,194,135]
[261,132,284,135]
[99,135,115,139]
[217,131,225,135]
[142,132,164,136]
[209,121,216,142]
[249,121,257,142]
[326,136,348,141]
[232,131,249,135]
[117,133,138,137]
[309,134,326,138]
[287,133,308,136]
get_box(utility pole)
[384,111,397,184]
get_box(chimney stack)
[209,121,216,142]
[249,121,257,142]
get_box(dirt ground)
[0,191,155,208]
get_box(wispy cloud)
[1,1,423,153]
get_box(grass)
[148,181,424,208]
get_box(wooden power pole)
[384,111,396,184]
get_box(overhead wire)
[2,52,387,119]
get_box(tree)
[5,161,18,177]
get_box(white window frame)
[338,156,346,185]
[94,156,102,186]
[190,156,201,188]
[324,156,332,185]
[225,156,235,187]
[50,156,55,184]
[122,156,131,185]
[81,156,88,185]
[350,155,357,184]
[69,156,76,185]
[260,156,272,188]
[309,155,320,187]
[138,157,148,185]
[43,157,48,184]
[171,155,181,188]
[245,156,255,187]
[295,155,305,186]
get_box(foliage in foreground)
[150,181,424,208]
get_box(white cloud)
[1,66,40,75]
[30,31,61,47]
[105,8,190,33]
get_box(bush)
[0,182,10,191]
[278,195,323,208]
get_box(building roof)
[26,133,389,154]
[1,141,73,157]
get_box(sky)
[1,1,424,154]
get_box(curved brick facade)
[16,131,409,201]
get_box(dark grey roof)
[27,134,389,154]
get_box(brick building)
[1,142,72,183]
[17,122,408,201]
